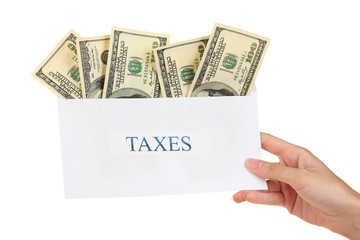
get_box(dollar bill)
[154,36,209,98]
[77,35,110,98]
[103,27,170,98]
[32,30,83,99]
[187,23,270,97]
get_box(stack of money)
[32,24,270,99]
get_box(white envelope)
[58,89,267,198]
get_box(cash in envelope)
[32,24,270,99]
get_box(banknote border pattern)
[79,40,91,96]
[34,33,78,99]
[241,37,266,96]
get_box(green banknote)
[154,36,209,97]
[103,27,170,98]
[187,23,270,97]
[32,30,82,99]
[77,35,110,98]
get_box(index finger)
[260,133,300,159]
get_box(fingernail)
[232,194,242,203]
[246,158,262,170]
[232,194,238,203]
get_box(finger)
[266,180,281,192]
[232,181,280,203]
[232,190,251,203]
[247,158,299,186]
[243,191,285,206]
[260,133,299,159]
[232,190,285,206]
[232,190,270,203]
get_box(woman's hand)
[233,133,360,239]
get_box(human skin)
[233,133,360,239]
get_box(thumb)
[246,158,298,186]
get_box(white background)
[1,0,359,239]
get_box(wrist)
[346,193,360,240]
[354,196,360,239]
[331,192,360,240]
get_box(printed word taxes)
[125,136,192,152]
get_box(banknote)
[32,30,83,99]
[103,27,170,98]
[77,35,110,98]
[154,36,209,97]
[187,23,270,97]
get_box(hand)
[233,133,360,239]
